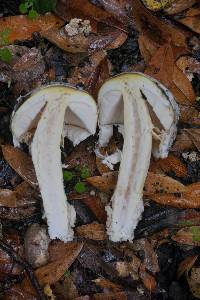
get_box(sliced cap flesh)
[98,72,179,242]
[11,84,97,242]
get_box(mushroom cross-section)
[97,73,179,242]
[11,84,97,242]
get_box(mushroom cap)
[98,72,179,158]
[11,83,97,147]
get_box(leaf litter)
[0,0,200,299]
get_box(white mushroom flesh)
[11,84,97,242]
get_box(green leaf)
[0,28,11,46]
[28,9,39,19]
[74,182,86,193]
[80,166,90,179]
[19,3,28,13]
[63,170,74,182]
[0,48,12,63]
[33,0,57,14]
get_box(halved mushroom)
[98,73,179,242]
[11,84,97,242]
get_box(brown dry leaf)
[150,193,200,208]
[178,8,200,34]
[144,172,185,195]
[93,292,128,300]
[143,240,160,274]
[177,255,198,279]
[138,34,159,64]
[44,26,127,54]
[133,0,190,48]
[55,0,127,30]
[171,130,195,152]
[184,128,200,152]
[179,105,200,126]
[0,182,38,208]
[1,145,37,186]
[165,0,197,15]
[54,276,78,300]
[86,172,118,193]
[172,226,200,246]
[150,154,188,177]
[48,241,83,262]
[22,242,83,294]
[3,284,37,300]
[68,51,110,97]
[94,278,122,292]
[68,192,107,223]
[75,223,106,241]
[0,14,64,45]
[145,44,196,105]
[139,264,157,292]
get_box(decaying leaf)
[177,255,198,279]
[172,226,200,246]
[86,172,118,193]
[0,14,64,45]
[133,0,191,48]
[187,267,200,299]
[1,145,37,186]
[138,34,159,64]
[164,0,197,15]
[139,264,157,292]
[179,105,200,126]
[54,275,78,300]
[22,242,83,293]
[94,278,122,292]
[93,292,128,300]
[176,55,200,75]
[3,284,37,300]
[149,193,200,208]
[171,130,195,152]
[184,128,200,152]
[75,223,106,240]
[145,44,196,105]
[178,8,200,34]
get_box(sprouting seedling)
[63,170,74,182]
[19,0,39,19]
[74,181,87,193]
[19,0,57,19]
[0,48,12,64]
[80,166,91,179]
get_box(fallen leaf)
[178,7,200,34]
[94,278,122,292]
[144,172,186,195]
[150,193,200,208]
[171,130,194,152]
[48,241,83,262]
[68,50,110,97]
[93,292,128,300]
[172,226,200,245]
[75,223,106,240]
[179,105,200,125]
[177,255,198,279]
[138,34,159,63]
[22,242,83,294]
[0,14,64,45]
[187,267,200,298]
[139,264,157,292]
[184,128,200,152]
[150,154,188,177]
[143,239,160,274]
[176,55,200,75]
[54,275,79,300]
[133,0,190,48]
[165,0,197,15]
[145,44,196,105]
[68,192,107,223]
[2,145,37,186]
[86,172,118,193]
[3,284,37,300]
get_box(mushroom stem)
[106,85,153,242]
[31,97,76,242]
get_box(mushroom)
[97,73,179,242]
[11,84,97,242]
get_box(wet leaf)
[177,255,198,279]
[75,223,106,240]
[0,14,64,45]
[179,105,200,126]
[172,226,200,246]
[138,34,159,63]
[144,172,185,195]
[133,0,190,48]
[2,145,37,186]
[184,128,200,152]
[143,239,159,274]
[145,44,196,105]
[94,278,122,292]
[178,8,200,34]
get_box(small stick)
[0,240,47,300]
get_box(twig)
[0,240,47,300]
